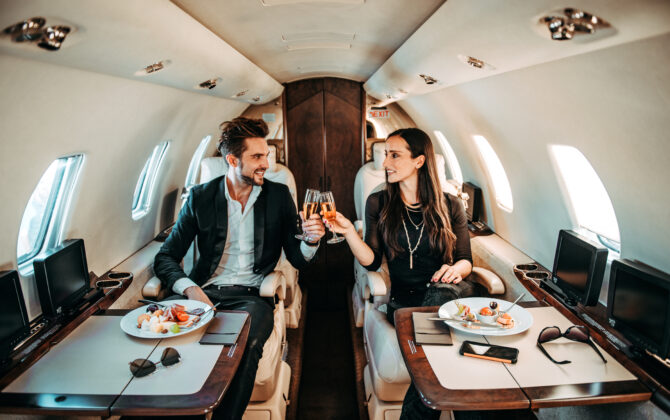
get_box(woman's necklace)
[404,205,424,230]
[401,215,424,269]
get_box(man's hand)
[431,264,463,284]
[300,211,326,243]
[184,285,215,307]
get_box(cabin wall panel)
[0,54,246,318]
[398,33,670,275]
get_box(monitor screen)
[462,182,480,222]
[608,259,670,358]
[34,239,90,317]
[555,238,591,294]
[0,271,29,359]
[552,230,607,306]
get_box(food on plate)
[479,307,494,316]
[496,312,515,329]
[489,301,498,310]
[137,303,202,333]
[455,301,471,316]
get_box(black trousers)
[203,286,275,420]
[162,286,275,420]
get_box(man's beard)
[237,164,264,186]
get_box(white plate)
[120,300,215,339]
[438,297,533,336]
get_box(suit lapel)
[254,186,266,265]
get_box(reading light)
[233,89,249,98]
[539,8,609,41]
[419,74,438,85]
[197,78,221,90]
[252,96,261,102]
[37,25,71,51]
[3,17,45,42]
[134,60,171,76]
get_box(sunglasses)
[129,347,181,378]
[537,325,607,365]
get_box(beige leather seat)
[351,142,386,327]
[262,145,302,329]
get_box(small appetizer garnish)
[137,313,151,328]
[464,312,478,322]
[479,307,493,316]
[489,301,498,310]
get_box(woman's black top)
[363,191,472,294]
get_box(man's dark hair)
[218,117,269,159]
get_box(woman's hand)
[431,264,463,284]
[322,211,355,235]
[300,211,326,242]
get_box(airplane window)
[473,135,513,212]
[550,144,621,245]
[184,135,212,189]
[433,130,463,186]
[132,141,170,220]
[17,155,84,272]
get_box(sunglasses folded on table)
[129,347,181,378]
[537,325,607,365]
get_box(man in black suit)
[154,117,324,420]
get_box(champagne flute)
[295,188,320,241]
[320,191,345,244]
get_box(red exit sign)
[368,109,389,118]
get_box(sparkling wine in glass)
[320,191,345,244]
[295,188,320,241]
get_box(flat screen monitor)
[462,182,481,223]
[608,259,670,360]
[33,239,90,318]
[552,229,608,306]
[0,270,30,362]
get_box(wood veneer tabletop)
[396,302,651,412]
[395,306,529,411]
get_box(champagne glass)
[295,188,320,241]
[320,191,345,244]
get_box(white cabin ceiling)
[171,0,444,83]
[365,0,670,105]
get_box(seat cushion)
[364,308,411,392]
[250,301,285,402]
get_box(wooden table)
[0,309,250,417]
[395,302,651,412]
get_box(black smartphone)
[95,279,122,289]
[459,340,518,364]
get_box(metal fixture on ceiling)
[457,55,495,71]
[540,8,610,41]
[37,26,70,51]
[419,74,438,85]
[3,17,72,51]
[233,89,249,98]
[134,60,171,76]
[252,96,261,102]
[3,17,45,42]
[197,78,221,90]
[385,93,396,100]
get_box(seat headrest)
[268,144,277,172]
[199,157,228,184]
[372,142,385,170]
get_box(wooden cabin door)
[285,78,364,309]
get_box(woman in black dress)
[325,127,474,420]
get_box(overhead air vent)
[286,41,351,51]
[233,89,249,98]
[252,96,261,102]
[135,60,171,76]
[385,93,396,100]
[3,17,72,51]
[261,0,363,6]
[457,55,495,71]
[539,8,610,41]
[419,74,438,85]
[197,78,221,90]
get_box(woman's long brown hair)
[379,128,456,263]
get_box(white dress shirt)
[173,180,318,295]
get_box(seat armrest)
[142,277,162,298]
[353,220,364,239]
[260,270,286,300]
[367,270,390,297]
[469,267,505,295]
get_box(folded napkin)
[413,312,452,345]
[199,312,249,345]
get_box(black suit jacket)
[154,175,311,292]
